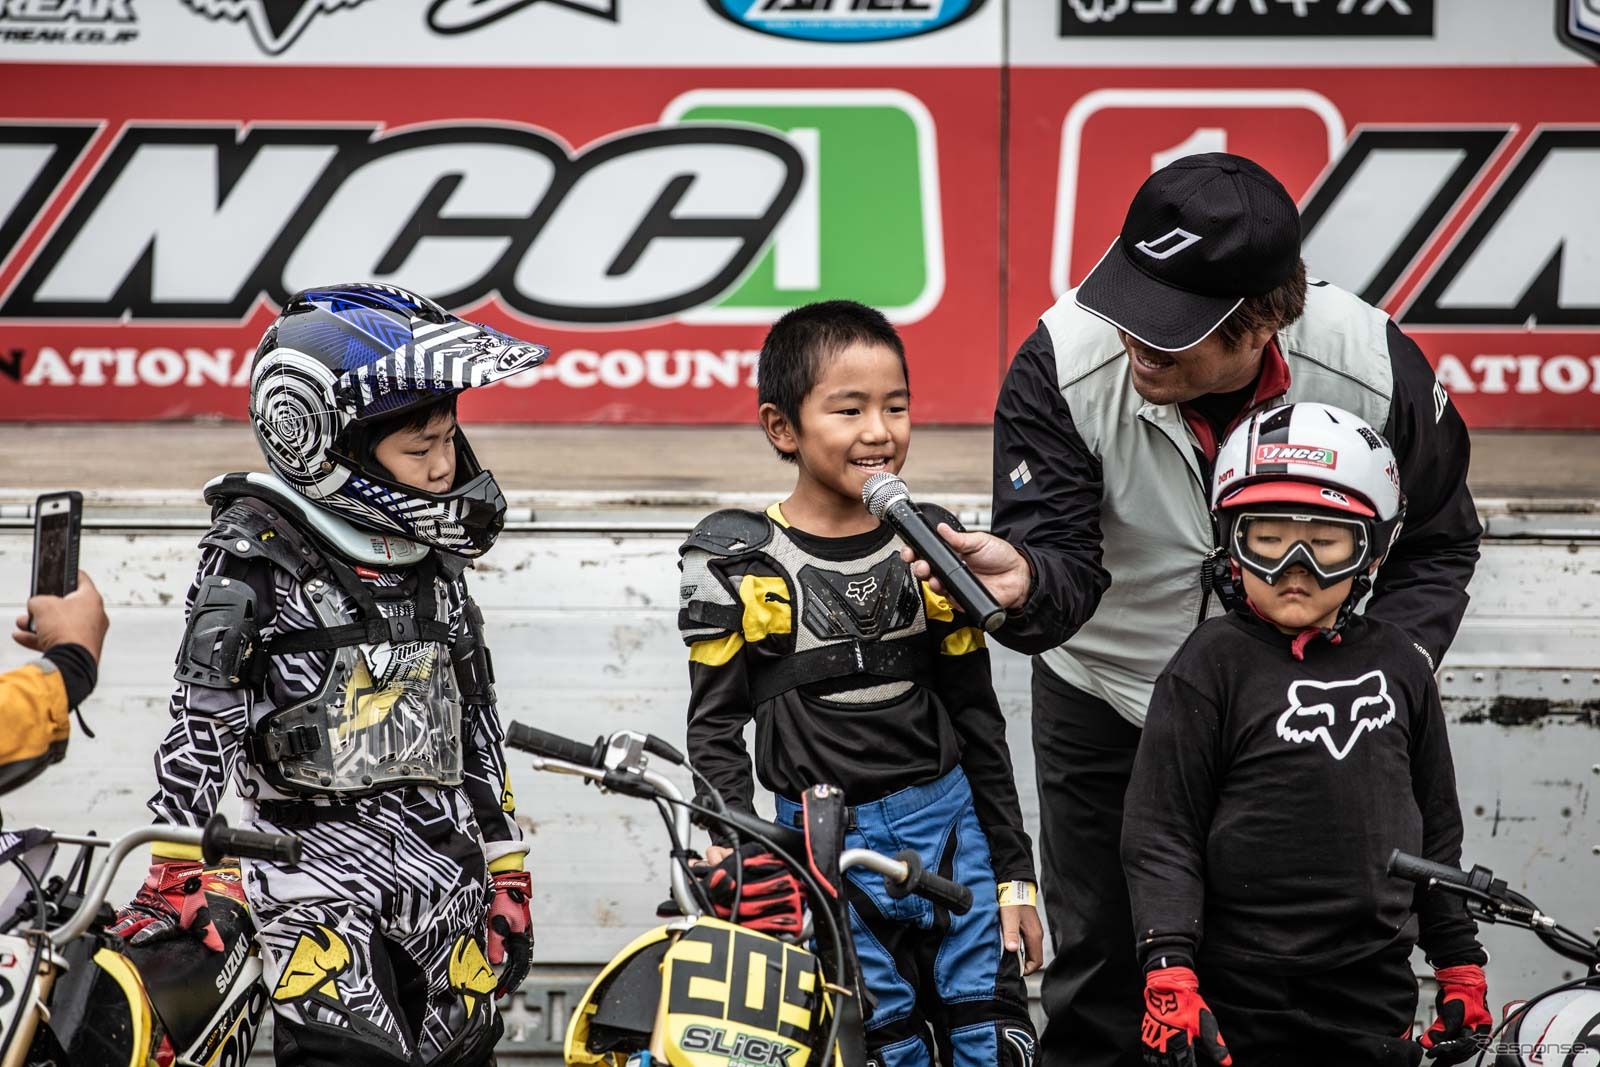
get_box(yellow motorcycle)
[505,724,974,1067]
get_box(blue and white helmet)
[248,283,547,557]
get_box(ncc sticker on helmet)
[706,0,987,43]
[1255,444,1337,468]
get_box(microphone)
[862,473,1005,633]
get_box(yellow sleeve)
[0,662,71,790]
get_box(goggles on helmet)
[1228,510,1374,589]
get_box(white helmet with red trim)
[1212,402,1406,591]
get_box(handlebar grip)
[201,816,301,866]
[884,849,973,915]
[506,722,605,769]
[1388,849,1471,888]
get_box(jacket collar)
[1180,337,1293,461]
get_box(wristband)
[997,881,1037,907]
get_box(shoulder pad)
[175,574,261,688]
[199,492,323,582]
[916,502,967,534]
[681,509,772,558]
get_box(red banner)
[4,63,1598,428]
[0,65,999,423]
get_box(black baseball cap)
[1075,153,1302,352]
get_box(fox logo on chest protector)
[1276,669,1396,761]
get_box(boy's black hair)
[757,300,908,463]
[373,393,459,439]
[340,393,459,475]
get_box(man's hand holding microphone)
[865,473,1031,622]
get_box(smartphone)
[31,491,82,600]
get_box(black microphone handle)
[882,499,1005,633]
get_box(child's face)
[1236,517,1367,633]
[373,411,458,494]
[775,341,910,506]
[1239,562,1353,633]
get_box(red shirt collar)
[1181,336,1292,461]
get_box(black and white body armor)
[177,472,492,798]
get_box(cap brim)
[1220,481,1376,517]
[1074,240,1242,353]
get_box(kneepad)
[175,575,261,688]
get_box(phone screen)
[32,499,77,599]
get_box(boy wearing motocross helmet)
[679,301,1041,1067]
[111,284,542,1066]
[1121,402,1490,1067]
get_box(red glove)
[109,861,245,952]
[699,844,805,938]
[1419,964,1492,1064]
[486,869,532,997]
[1140,966,1233,1066]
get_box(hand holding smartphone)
[29,492,83,633]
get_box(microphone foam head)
[862,472,910,518]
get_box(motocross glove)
[1140,966,1233,1067]
[1419,964,1493,1064]
[487,869,533,998]
[109,860,244,952]
[698,843,805,939]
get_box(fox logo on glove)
[1276,670,1396,761]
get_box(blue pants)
[775,768,1035,1067]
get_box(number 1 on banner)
[773,127,820,292]
[661,89,944,325]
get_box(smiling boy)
[678,300,1040,1067]
[1121,403,1489,1067]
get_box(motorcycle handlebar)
[880,849,973,915]
[510,722,979,916]
[506,722,606,769]
[43,818,302,947]
[202,817,301,866]
[1387,850,1472,889]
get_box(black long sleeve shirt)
[680,515,1036,884]
[1121,610,1485,974]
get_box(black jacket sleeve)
[684,654,758,849]
[990,322,1112,655]
[930,626,1036,884]
[1369,321,1481,668]
[1409,672,1487,967]
[1120,669,1220,971]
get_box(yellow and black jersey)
[0,643,93,795]
[678,503,1035,884]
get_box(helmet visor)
[1230,512,1372,587]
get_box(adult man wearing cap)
[899,153,1480,1066]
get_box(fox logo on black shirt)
[1276,669,1396,760]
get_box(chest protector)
[184,474,476,798]
[685,507,949,705]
